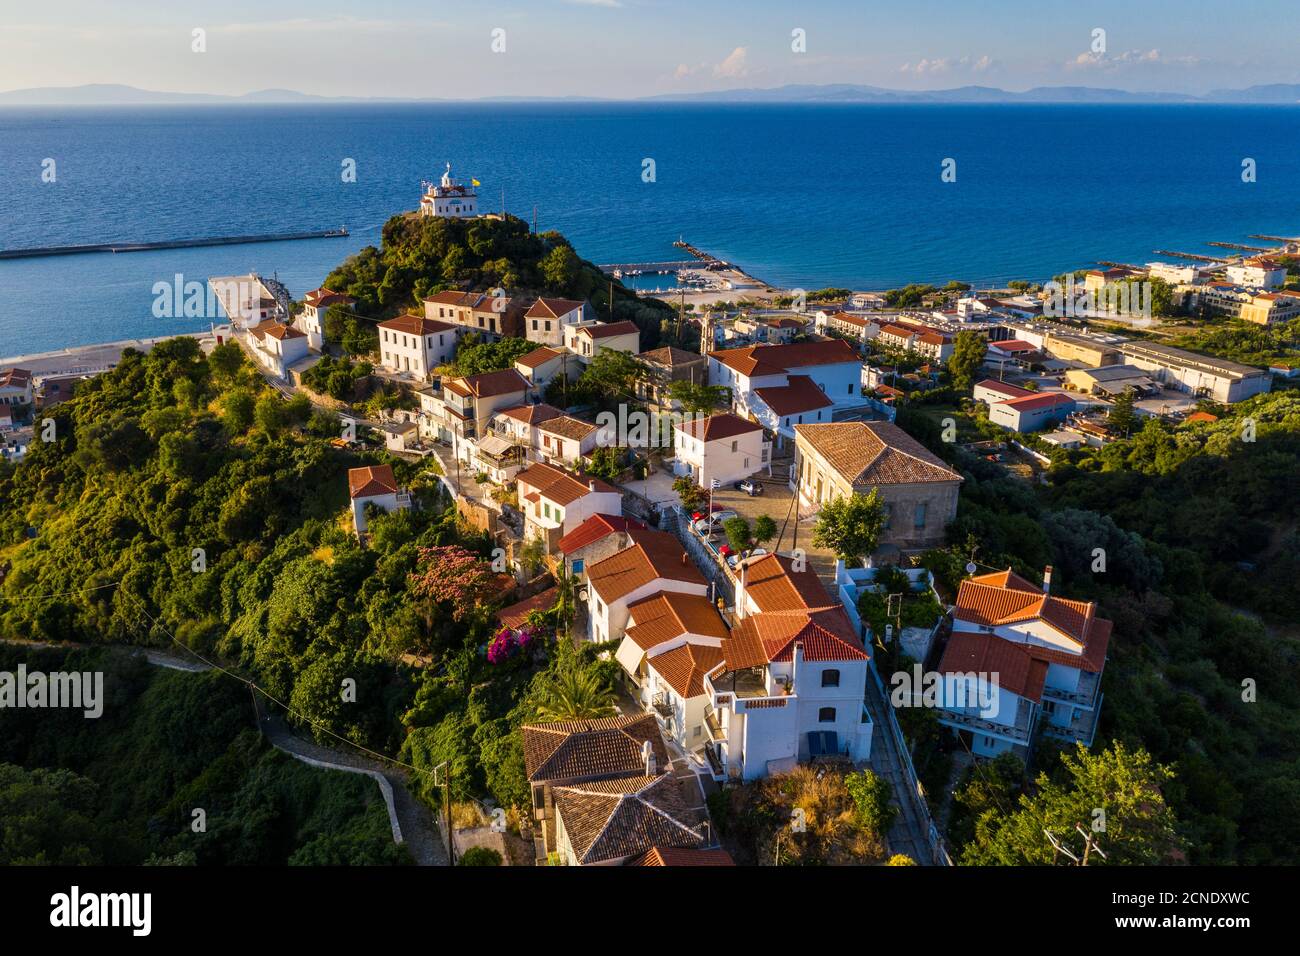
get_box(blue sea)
[2,103,1299,356]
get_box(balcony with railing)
[1041,669,1101,709]
[938,697,1036,744]
[1042,693,1103,746]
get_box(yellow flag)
[471,178,481,187]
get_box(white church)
[419,163,479,218]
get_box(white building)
[525,298,590,347]
[614,591,731,752]
[378,314,459,380]
[1146,261,1207,285]
[565,321,642,363]
[514,346,569,398]
[750,375,835,450]
[1117,341,1271,403]
[0,368,33,406]
[296,287,355,350]
[1226,258,1287,290]
[516,461,624,554]
[245,320,310,379]
[704,553,873,781]
[936,568,1110,758]
[708,339,864,448]
[537,415,599,468]
[418,163,479,218]
[672,413,770,488]
[584,530,709,644]
[419,368,530,464]
[347,464,410,535]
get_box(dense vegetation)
[322,212,675,352]
[0,340,618,839]
[0,645,408,865]
[902,389,1300,863]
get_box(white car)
[691,510,738,536]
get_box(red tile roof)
[348,464,398,498]
[552,773,705,865]
[0,368,33,388]
[710,339,859,377]
[455,367,530,399]
[975,378,1035,400]
[580,320,640,339]
[522,714,667,783]
[556,513,647,554]
[794,421,962,485]
[496,403,564,426]
[753,374,835,416]
[938,630,1049,702]
[1000,392,1075,412]
[526,297,586,319]
[675,412,765,442]
[379,313,458,336]
[516,461,620,506]
[625,846,735,866]
[722,553,868,667]
[952,570,1112,672]
[989,339,1038,353]
[303,287,355,308]
[586,530,706,603]
[496,587,558,631]
[625,591,729,650]
[515,346,565,368]
[647,642,727,698]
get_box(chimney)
[737,558,749,619]
[588,480,597,493]
[792,640,803,690]
[1042,565,1053,594]
[641,739,656,776]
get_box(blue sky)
[2,0,1298,98]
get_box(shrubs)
[458,846,503,866]
[714,766,890,865]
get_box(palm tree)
[535,664,616,722]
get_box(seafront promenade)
[0,328,225,377]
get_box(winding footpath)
[4,639,448,866]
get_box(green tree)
[208,341,245,381]
[666,380,729,413]
[812,489,886,565]
[753,515,777,546]
[960,742,1183,866]
[533,663,617,721]
[540,243,579,291]
[1108,390,1137,438]
[949,330,987,393]
[722,515,753,554]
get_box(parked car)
[735,478,764,496]
[691,509,738,536]
[727,548,768,569]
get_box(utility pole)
[1043,825,1107,866]
[435,762,455,865]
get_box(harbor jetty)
[0,228,350,260]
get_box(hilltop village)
[2,165,1296,868]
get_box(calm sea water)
[2,103,1299,356]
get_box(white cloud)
[214,17,428,36]
[1068,49,1202,71]
[713,47,749,78]
[900,55,996,75]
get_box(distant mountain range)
[3,82,1300,106]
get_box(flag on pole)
[710,478,720,489]
[471,178,481,187]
